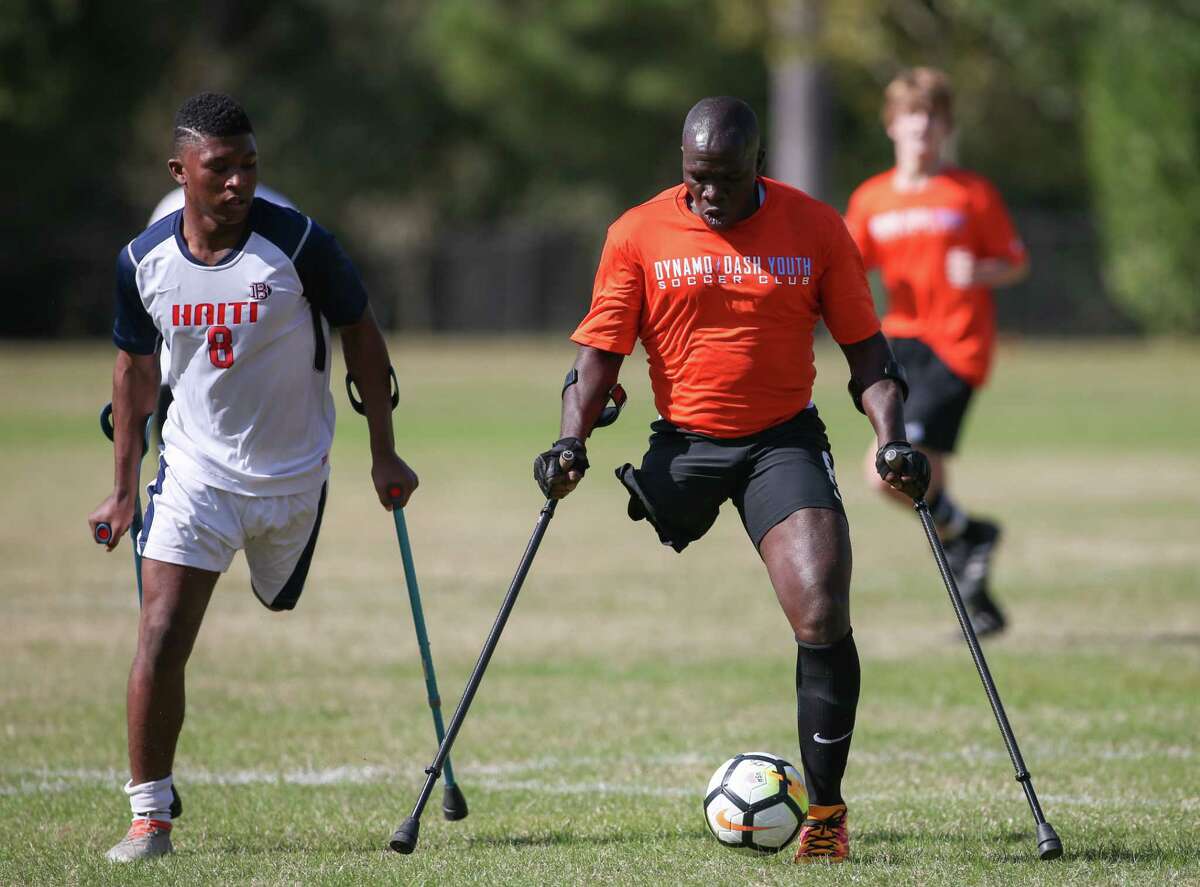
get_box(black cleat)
[943,534,970,581]
[965,585,1007,637]
[956,519,1006,637]
[948,519,1001,598]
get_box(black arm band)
[562,367,579,396]
[345,366,400,416]
[562,367,627,431]
[848,359,909,415]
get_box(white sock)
[125,775,173,822]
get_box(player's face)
[887,106,950,164]
[682,142,760,230]
[173,133,259,227]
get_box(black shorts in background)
[615,408,846,553]
[890,337,976,453]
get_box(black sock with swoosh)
[795,630,860,807]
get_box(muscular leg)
[760,507,851,644]
[759,508,859,807]
[127,559,218,783]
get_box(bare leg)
[127,559,218,783]
[759,507,851,644]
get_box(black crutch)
[389,382,627,855]
[884,447,1063,861]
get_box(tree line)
[2,0,1196,335]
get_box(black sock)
[929,490,968,540]
[795,630,860,807]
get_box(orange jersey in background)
[572,177,880,438]
[844,168,1026,387]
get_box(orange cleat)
[793,804,849,863]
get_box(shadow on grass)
[1001,843,1181,865]
[468,829,693,849]
[1054,630,1200,649]
[861,828,1028,847]
[866,829,1177,865]
[191,828,701,856]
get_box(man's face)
[681,139,761,230]
[886,106,951,164]
[170,133,258,227]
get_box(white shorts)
[137,456,327,611]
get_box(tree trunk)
[768,0,829,200]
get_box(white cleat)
[105,818,173,862]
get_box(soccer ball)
[703,752,807,852]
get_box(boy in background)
[845,68,1029,636]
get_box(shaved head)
[680,97,765,230]
[682,96,760,157]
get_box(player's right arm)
[89,247,162,550]
[820,208,929,500]
[534,224,641,500]
[843,184,878,270]
[535,346,624,499]
[88,349,159,550]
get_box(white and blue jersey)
[113,198,367,496]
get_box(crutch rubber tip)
[94,523,113,544]
[390,817,420,854]
[1036,822,1063,860]
[442,784,469,821]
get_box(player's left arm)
[299,220,418,510]
[946,179,1031,290]
[340,307,419,510]
[820,211,929,499]
[946,253,1029,289]
[841,332,928,500]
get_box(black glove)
[533,437,589,498]
[875,441,931,501]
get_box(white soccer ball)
[703,752,808,852]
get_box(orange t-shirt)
[571,176,880,438]
[844,168,1026,387]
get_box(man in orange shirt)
[845,68,1029,637]
[533,96,929,862]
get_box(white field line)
[1,744,1195,809]
[0,771,1191,809]
[1,740,1191,791]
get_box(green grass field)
[2,337,1198,886]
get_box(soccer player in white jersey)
[147,184,295,444]
[87,93,418,862]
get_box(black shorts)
[891,337,976,453]
[615,408,846,553]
